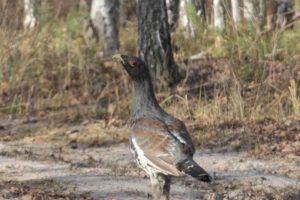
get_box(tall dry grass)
[0,1,299,129]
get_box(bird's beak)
[112,54,125,64]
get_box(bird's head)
[113,54,150,81]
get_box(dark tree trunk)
[166,0,180,32]
[205,0,214,25]
[266,0,276,29]
[272,0,294,30]
[137,0,181,87]
[258,0,266,31]
[200,0,206,22]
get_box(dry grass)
[289,80,300,116]
[22,120,128,147]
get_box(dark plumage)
[113,54,211,200]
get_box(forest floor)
[0,59,300,200]
[0,113,299,200]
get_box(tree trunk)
[166,0,180,32]
[197,0,206,22]
[213,0,225,30]
[272,0,294,30]
[167,0,204,37]
[137,0,181,87]
[90,0,119,56]
[231,0,241,26]
[23,0,37,29]
[243,0,255,21]
[205,0,214,26]
[258,0,266,31]
[179,0,197,37]
[266,0,276,29]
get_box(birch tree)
[266,0,275,29]
[23,0,37,29]
[258,0,266,31]
[137,0,181,87]
[213,0,225,30]
[167,0,206,37]
[90,0,119,56]
[166,0,195,36]
[243,0,255,21]
[179,0,197,37]
[196,0,206,21]
[231,0,241,26]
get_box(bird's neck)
[131,79,165,120]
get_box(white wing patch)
[131,138,175,176]
[172,131,188,144]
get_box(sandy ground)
[0,140,299,200]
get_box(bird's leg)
[150,174,170,200]
[161,176,171,200]
[150,174,164,200]
[146,182,153,199]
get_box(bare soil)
[0,118,299,200]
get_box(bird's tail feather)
[177,159,211,182]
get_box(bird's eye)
[128,59,138,67]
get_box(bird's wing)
[166,119,195,156]
[131,118,183,176]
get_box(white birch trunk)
[90,0,119,56]
[167,0,206,36]
[231,0,241,26]
[243,0,255,21]
[166,0,197,37]
[180,0,195,37]
[213,0,225,30]
[23,0,37,29]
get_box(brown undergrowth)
[0,2,300,160]
[0,57,299,159]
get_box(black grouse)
[113,54,211,200]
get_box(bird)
[113,54,211,200]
